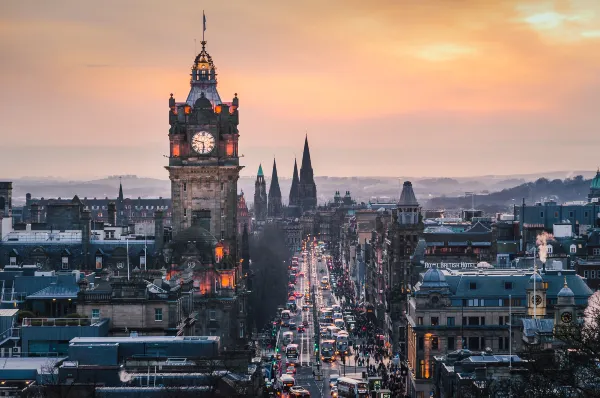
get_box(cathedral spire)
[289,158,300,206]
[257,163,264,177]
[298,135,317,211]
[301,135,313,175]
[268,158,283,217]
[268,158,282,199]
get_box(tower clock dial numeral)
[192,131,215,154]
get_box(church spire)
[268,158,282,199]
[268,158,282,217]
[289,158,300,206]
[298,135,317,211]
[301,134,313,175]
[118,177,124,202]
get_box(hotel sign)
[424,262,477,269]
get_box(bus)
[321,276,329,289]
[286,344,299,365]
[336,331,349,355]
[320,339,335,362]
[289,274,297,285]
[319,308,333,323]
[337,377,368,398]
[326,325,341,339]
[279,374,295,392]
[281,310,291,327]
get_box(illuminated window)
[172,144,180,157]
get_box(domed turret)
[557,276,575,304]
[421,266,449,288]
[529,271,543,286]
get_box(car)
[302,305,310,311]
[289,321,297,330]
[297,325,305,333]
[290,386,311,397]
[286,365,296,375]
[298,272,305,277]
[303,320,309,327]
[294,292,303,298]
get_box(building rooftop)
[70,336,220,344]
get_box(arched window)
[570,244,577,254]
[547,245,553,254]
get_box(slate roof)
[465,222,491,233]
[399,181,418,206]
[27,283,79,299]
[443,271,593,301]
[522,318,554,337]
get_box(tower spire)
[289,158,300,206]
[118,177,124,202]
[268,158,282,217]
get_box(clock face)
[191,131,215,154]
[531,295,542,306]
[561,312,573,324]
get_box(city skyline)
[2,0,600,179]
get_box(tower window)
[184,208,187,217]
[183,182,187,192]
[221,183,224,191]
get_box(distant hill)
[426,176,593,213]
[4,170,597,208]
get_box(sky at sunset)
[1,0,600,179]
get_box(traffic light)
[276,347,279,353]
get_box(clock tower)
[555,277,576,327]
[166,40,242,256]
[527,271,547,318]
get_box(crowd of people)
[329,256,407,396]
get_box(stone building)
[76,269,195,337]
[237,191,251,236]
[267,159,282,218]
[405,267,592,397]
[253,165,267,224]
[166,39,241,263]
[22,181,172,227]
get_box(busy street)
[259,238,408,397]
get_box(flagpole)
[144,225,147,271]
[127,237,130,281]
[203,11,206,42]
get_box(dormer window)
[469,282,477,290]
[9,256,16,266]
[61,256,69,270]
[547,245,553,254]
[570,244,577,254]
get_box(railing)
[22,317,94,327]
[80,292,112,301]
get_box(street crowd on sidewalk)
[328,257,407,396]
